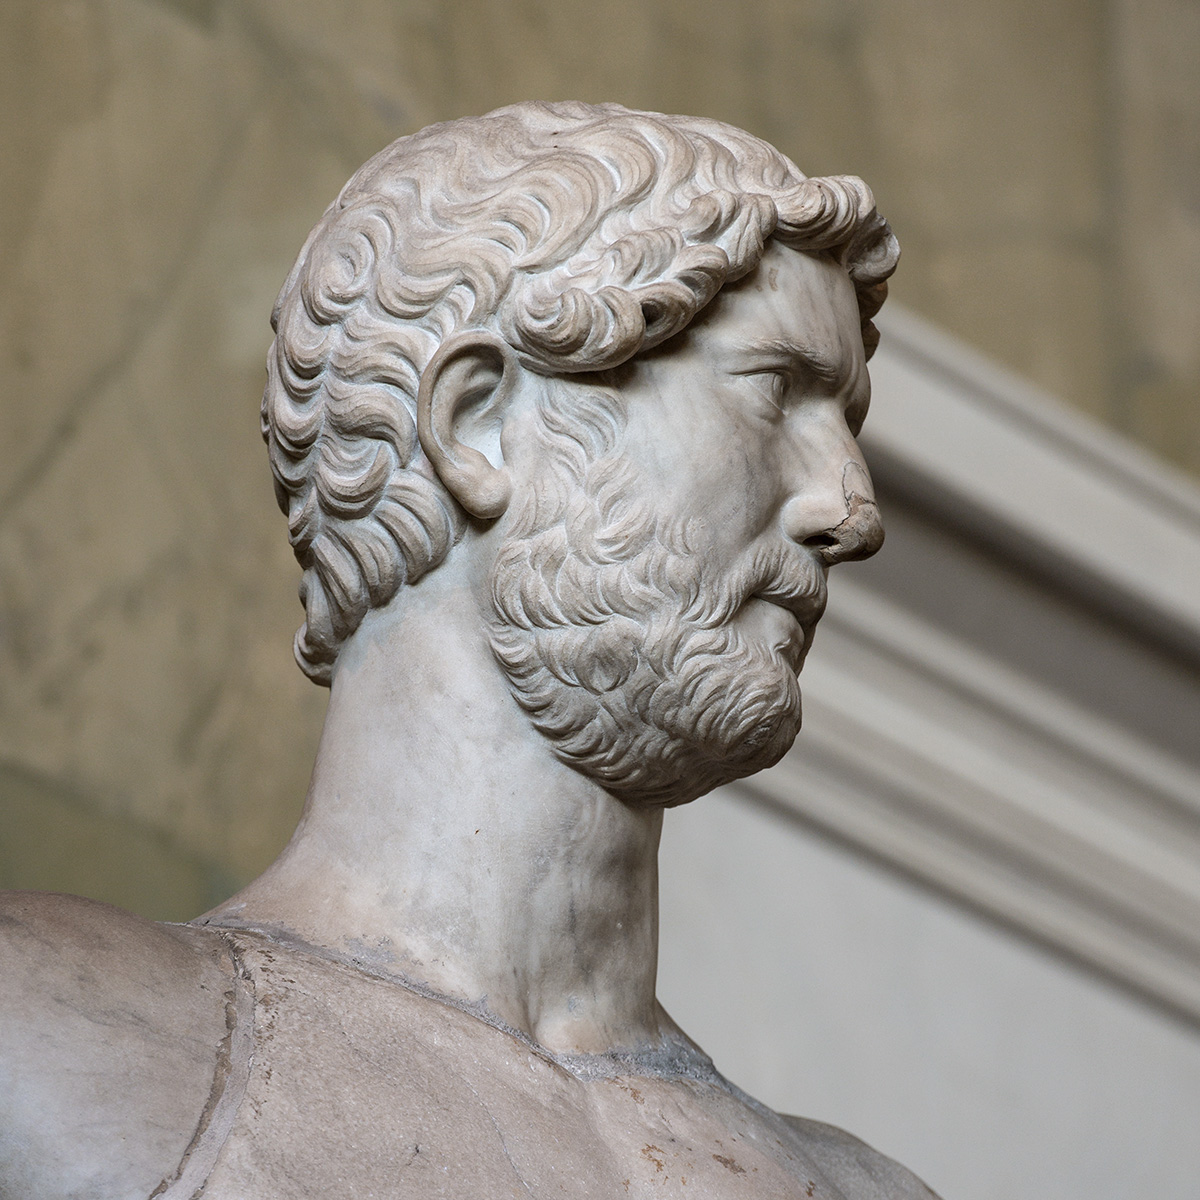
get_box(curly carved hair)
[263,100,899,685]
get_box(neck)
[205,560,668,1056]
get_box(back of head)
[262,100,899,684]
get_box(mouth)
[739,595,819,670]
[751,571,828,622]
[742,568,828,663]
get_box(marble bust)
[0,102,936,1198]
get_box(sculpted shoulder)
[782,1114,942,1199]
[0,891,232,1199]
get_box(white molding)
[865,307,1200,655]
[724,310,1200,1025]
[733,580,1200,1024]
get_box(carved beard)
[487,391,817,807]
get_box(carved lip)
[745,582,827,669]
[750,580,828,629]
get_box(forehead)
[689,239,864,370]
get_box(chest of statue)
[155,930,844,1199]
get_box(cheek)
[620,378,785,537]
[647,443,762,541]
[684,414,784,535]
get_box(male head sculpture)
[264,99,895,804]
[1,103,941,1198]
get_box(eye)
[742,368,790,415]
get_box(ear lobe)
[417,331,517,520]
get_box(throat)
[201,578,670,1056]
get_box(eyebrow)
[738,337,849,386]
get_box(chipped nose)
[784,459,885,565]
[814,494,884,564]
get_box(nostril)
[803,533,840,550]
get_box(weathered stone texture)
[1,0,1196,914]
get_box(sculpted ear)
[417,331,518,520]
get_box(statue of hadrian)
[0,101,939,1199]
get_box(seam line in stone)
[150,932,256,1199]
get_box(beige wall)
[2,0,1197,915]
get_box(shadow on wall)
[0,764,237,922]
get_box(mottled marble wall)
[2,0,1197,915]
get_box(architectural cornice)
[734,306,1200,1026]
[738,580,1200,1025]
[865,307,1200,663]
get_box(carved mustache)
[682,544,828,631]
[752,568,828,627]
